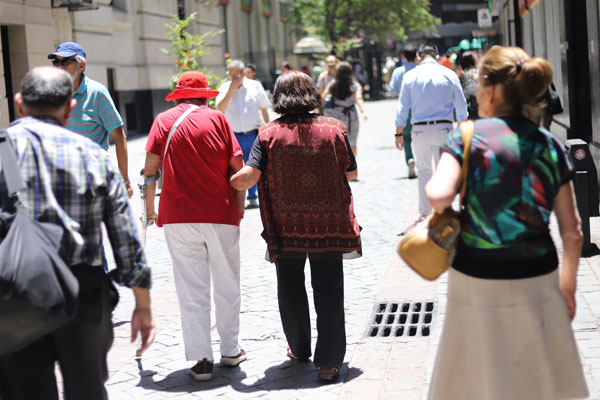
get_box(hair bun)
[515,58,553,103]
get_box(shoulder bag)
[0,129,79,356]
[396,121,474,281]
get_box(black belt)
[413,120,452,125]
[234,129,257,135]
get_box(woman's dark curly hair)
[331,61,355,99]
[272,70,321,114]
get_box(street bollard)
[565,139,600,256]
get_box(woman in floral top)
[425,46,588,399]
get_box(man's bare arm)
[110,126,133,198]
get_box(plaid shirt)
[2,116,150,289]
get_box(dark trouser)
[234,130,258,200]
[403,110,414,164]
[275,256,346,368]
[0,265,117,400]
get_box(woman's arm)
[229,155,246,219]
[425,152,462,213]
[321,86,331,104]
[355,86,368,120]
[230,166,262,191]
[554,182,583,320]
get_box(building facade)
[497,0,599,165]
[407,0,498,53]
[0,0,298,135]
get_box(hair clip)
[515,59,526,74]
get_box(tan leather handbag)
[397,121,474,281]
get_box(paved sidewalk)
[103,99,600,400]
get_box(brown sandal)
[317,366,339,381]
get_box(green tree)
[292,0,440,56]
[161,12,224,90]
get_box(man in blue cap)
[48,41,133,198]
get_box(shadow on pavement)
[136,359,363,394]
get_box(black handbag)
[0,129,79,356]
[547,83,563,115]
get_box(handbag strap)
[0,129,28,210]
[458,120,474,207]
[163,104,199,159]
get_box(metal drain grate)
[365,301,436,338]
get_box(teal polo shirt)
[67,74,123,149]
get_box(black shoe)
[190,359,213,381]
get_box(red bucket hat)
[165,71,219,101]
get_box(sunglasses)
[51,58,76,67]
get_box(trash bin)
[565,139,600,256]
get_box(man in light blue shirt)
[395,42,468,216]
[389,45,418,179]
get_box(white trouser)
[164,223,241,361]
[412,123,453,216]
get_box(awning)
[519,0,541,17]
[293,36,329,55]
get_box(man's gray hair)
[75,54,86,72]
[228,60,245,71]
[21,66,73,111]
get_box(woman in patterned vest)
[230,71,361,382]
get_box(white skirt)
[428,268,588,400]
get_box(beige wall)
[0,0,299,125]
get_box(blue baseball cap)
[47,42,86,59]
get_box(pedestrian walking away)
[316,55,338,96]
[230,71,362,382]
[216,60,271,209]
[0,66,155,400]
[321,61,368,159]
[425,46,588,400]
[48,42,133,198]
[459,51,479,120]
[142,71,247,382]
[389,44,418,179]
[395,42,468,217]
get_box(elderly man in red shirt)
[141,72,246,381]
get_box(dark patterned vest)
[257,113,362,262]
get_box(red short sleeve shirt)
[145,104,243,226]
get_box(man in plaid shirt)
[0,66,155,400]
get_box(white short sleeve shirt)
[216,78,271,132]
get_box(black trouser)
[0,265,117,400]
[275,256,346,368]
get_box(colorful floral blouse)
[442,117,574,279]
